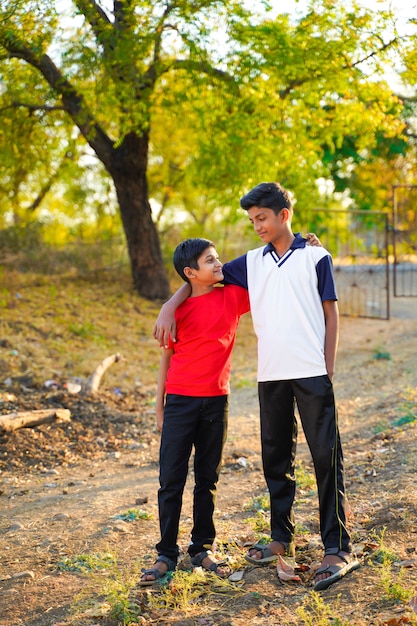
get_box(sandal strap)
[190,550,212,567]
[209,560,228,572]
[251,544,275,559]
[191,551,230,575]
[140,566,168,582]
[156,555,177,571]
[251,540,294,558]
[324,548,350,564]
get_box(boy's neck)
[190,283,215,297]
[272,231,295,257]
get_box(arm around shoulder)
[153,283,191,347]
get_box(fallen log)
[83,352,123,394]
[0,408,71,433]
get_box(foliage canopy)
[0,0,415,292]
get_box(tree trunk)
[0,36,171,300]
[109,132,171,300]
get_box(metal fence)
[296,209,390,320]
[392,185,417,297]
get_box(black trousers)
[258,376,351,553]
[156,394,228,563]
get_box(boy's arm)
[153,283,191,347]
[153,233,320,347]
[156,348,173,432]
[323,300,339,381]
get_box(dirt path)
[0,295,416,625]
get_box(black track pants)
[258,376,351,553]
[156,394,228,563]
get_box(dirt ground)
[0,272,416,625]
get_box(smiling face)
[185,246,224,287]
[247,205,292,248]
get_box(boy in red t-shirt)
[140,238,249,585]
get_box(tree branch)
[26,150,74,213]
[83,353,123,394]
[73,0,112,48]
[279,37,400,99]
[0,101,65,114]
[348,36,399,70]
[168,58,236,85]
[1,33,115,168]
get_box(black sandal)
[314,550,360,591]
[190,550,231,578]
[139,555,176,586]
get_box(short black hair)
[240,182,293,215]
[173,238,215,283]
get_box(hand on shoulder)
[305,233,322,247]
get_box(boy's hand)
[153,307,177,347]
[156,406,164,432]
[306,233,322,247]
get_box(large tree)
[0,0,409,297]
[1,0,244,298]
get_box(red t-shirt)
[165,285,250,396]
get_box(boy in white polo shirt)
[154,183,359,591]
[225,182,359,591]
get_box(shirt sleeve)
[316,255,338,301]
[222,254,248,290]
[236,286,250,314]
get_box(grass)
[112,508,153,522]
[72,558,145,624]
[244,510,270,535]
[380,562,413,604]
[57,551,117,573]
[369,529,414,606]
[392,387,417,428]
[295,592,353,626]
[69,552,248,625]
[244,492,270,512]
[295,460,316,493]
[373,387,417,435]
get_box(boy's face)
[247,205,290,244]
[188,246,223,285]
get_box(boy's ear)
[184,266,195,279]
[281,207,290,222]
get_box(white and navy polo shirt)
[222,233,338,382]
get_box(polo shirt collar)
[262,232,307,256]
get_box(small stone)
[11,570,35,580]
[8,522,25,532]
[111,521,132,534]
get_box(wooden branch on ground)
[83,352,123,394]
[0,409,71,433]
